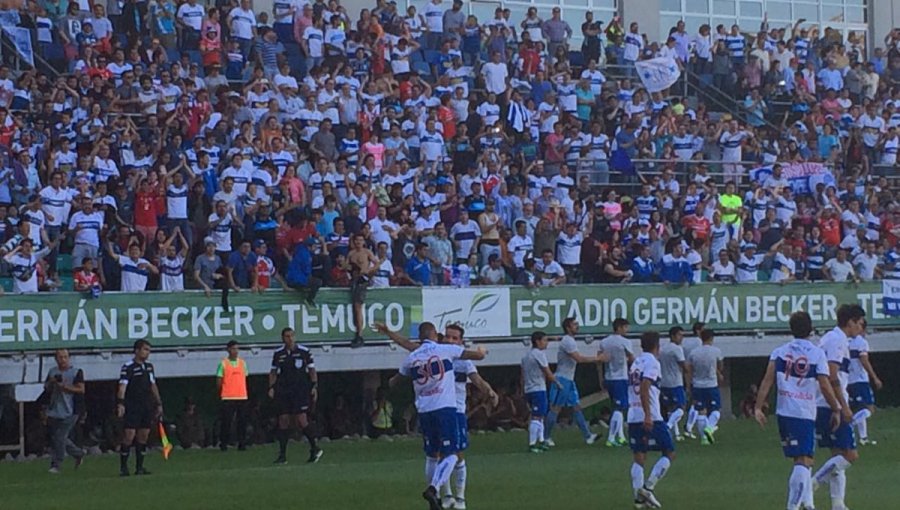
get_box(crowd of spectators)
[0,0,899,296]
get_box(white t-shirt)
[229,7,257,39]
[481,62,508,95]
[119,257,151,292]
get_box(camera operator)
[45,349,86,474]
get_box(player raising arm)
[389,328,487,510]
[754,310,842,510]
[545,318,604,447]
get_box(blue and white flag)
[1,26,33,66]
[748,162,836,195]
[635,56,681,93]
[883,280,900,317]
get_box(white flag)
[1,26,33,66]
[635,56,681,93]
[883,279,900,317]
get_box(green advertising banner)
[508,282,893,335]
[0,288,421,352]
[0,282,894,351]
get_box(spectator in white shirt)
[823,249,857,282]
[852,242,880,281]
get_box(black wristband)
[116,398,124,405]
[311,382,318,389]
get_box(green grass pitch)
[3,410,899,510]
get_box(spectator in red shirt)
[134,178,159,243]
[74,258,102,292]
[682,209,711,241]
[819,209,841,247]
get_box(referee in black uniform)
[116,339,164,476]
[269,327,323,464]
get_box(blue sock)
[574,410,591,439]
[545,410,558,439]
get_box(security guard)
[217,340,249,451]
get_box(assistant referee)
[269,327,323,464]
[117,339,164,477]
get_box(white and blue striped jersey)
[450,220,481,260]
[454,359,477,413]
[848,336,870,385]
[816,327,850,408]
[627,352,663,423]
[770,339,828,421]
[399,341,464,413]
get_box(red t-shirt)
[820,217,841,246]
[682,215,711,240]
[134,192,158,227]
[256,256,274,289]
[438,106,456,139]
[74,270,100,290]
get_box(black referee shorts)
[124,402,154,430]
[275,388,310,416]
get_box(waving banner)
[635,56,681,93]
[749,162,837,195]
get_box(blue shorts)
[526,391,548,418]
[606,380,629,412]
[815,407,856,451]
[848,382,875,409]
[777,415,816,458]
[692,387,721,413]
[419,407,460,457]
[661,387,687,409]
[549,377,580,408]
[456,413,468,451]
[628,421,675,453]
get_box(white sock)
[453,461,467,501]
[441,481,452,497]
[617,414,627,441]
[708,411,721,429]
[667,408,684,432]
[631,462,645,498]
[426,457,438,484]
[529,419,541,445]
[431,454,458,490]
[609,411,623,443]
[813,455,852,485]
[537,419,545,442]
[830,469,846,508]
[697,414,708,435]
[646,456,671,489]
[800,466,815,509]
[787,464,808,510]
[686,406,698,433]
[853,409,871,439]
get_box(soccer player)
[116,339,164,477]
[389,326,487,510]
[598,318,634,447]
[441,324,498,510]
[268,327,323,465]
[522,331,560,453]
[544,318,602,447]
[682,322,705,439]
[686,328,724,445]
[812,304,866,510]
[377,322,498,510]
[847,319,882,445]
[754,310,843,510]
[627,331,674,509]
[660,327,688,441]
